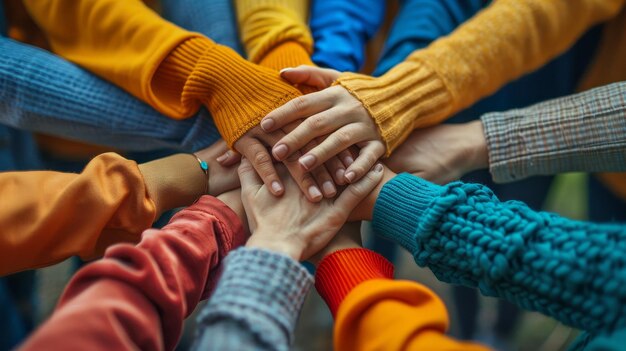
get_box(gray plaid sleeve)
[482,82,626,183]
[193,247,313,351]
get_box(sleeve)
[194,247,313,351]
[234,0,314,71]
[310,0,386,72]
[314,248,490,351]
[0,153,156,275]
[22,0,302,147]
[481,82,626,183]
[0,36,220,153]
[333,0,626,154]
[372,173,626,333]
[19,196,247,351]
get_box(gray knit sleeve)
[192,247,313,351]
[481,82,626,183]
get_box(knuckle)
[252,151,272,168]
[309,115,326,130]
[335,130,352,147]
[291,96,308,112]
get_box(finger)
[280,65,341,90]
[333,163,384,217]
[339,149,355,168]
[297,124,370,172]
[237,158,263,195]
[282,121,337,198]
[344,142,386,183]
[260,91,334,133]
[271,108,345,161]
[325,154,347,186]
[235,137,284,196]
[216,149,242,166]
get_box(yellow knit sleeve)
[335,0,626,154]
[235,0,314,70]
[335,280,490,351]
[0,153,156,275]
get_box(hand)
[216,189,248,234]
[239,158,384,261]
[261,66,386,185]
[348,165,396,222]
[385,120,489,185]
[308,222,362,266]
[194,140,240,196]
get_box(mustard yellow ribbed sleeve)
[0,153,156,276]
[335,0,626,154]
[22,0,302,146]
[235,0,314,70]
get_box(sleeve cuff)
[315,248,394,317]
[197,247,313,346]
[258,40,314,72]
[372,174,443,253]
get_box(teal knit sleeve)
[372,173,626,333]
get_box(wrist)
[465,120,489,172]
[138,154,206,217]
[245,234,303,261]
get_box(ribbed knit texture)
[373,173,626,333]
[335,63,452,155]
[259,40,314,72]
[155,38,302,147]
[315,248,394,317]
[334,0,626,155]
[197,247,313,351]
[235,0,313,64]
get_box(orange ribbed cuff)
[315,248,394,317]
[259,40,314,72]
[334,61,453,155]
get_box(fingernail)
[260,118,275,131]
[335,168,345,183]
[216,153,228,163]
[344,155,354,166]
[375,163,383,172]
[322,181,336,197]
[345,171,356,183]
[271,181,283,193]
[299,154,316,170]
[279,67,294,74]
[308,186,322,200]
[273,144,288,159]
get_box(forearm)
[194,247,313,351]
[20,197,246,351]
[310,0,386,72]
[373,173,626,332]
[482,82,626,183]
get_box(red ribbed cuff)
[315,248,394,317]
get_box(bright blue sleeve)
[373,173,626,334]
[310,0,386,72]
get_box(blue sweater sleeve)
[372,173,626,333]
[310,0,386,72]
[193,248,313,351]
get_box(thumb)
[333,164,384,218]
[280,65,341,90]
[237,158,263,195]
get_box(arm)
[310,0,386,72]
[0,36,219,152]
[372,173,626,333]
[234,0,314,70]
[19,196,247,351]
[193,248,313,351]
[315,249,490,351]
[335,0,626,153]
[482,81,626,183]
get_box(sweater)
[19,196,246,351]
[315,248,490,351]
[0,153,155,275]
[16,0,302,147]
[372,173,626,334]
[333,0,626,154]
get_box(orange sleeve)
[315,249,490,351]
[0,153,156,275]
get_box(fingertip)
[308,185,323,202]
[344,170,356,184]
[271,181,284,195]
[279,67,294,75]
[260,118,275,132]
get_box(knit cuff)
[259,40,314,72]
[182,44,302,147]
[334,61,452,155]
[197,247,313,346]
[372,173,443,253]
[315,248,393,317]
[151,37,214,118]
